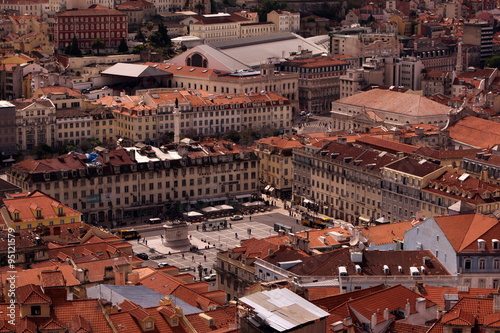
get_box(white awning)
[235,194,252,199]
[264,185,271,191]
[375,217,389,223]
[184,211,203,217]
[201,206,220,213]
[215,204,233,210]
[204,196,228,202]
[269,187,275,192]
[359,216,370,223]
[303,199,314,204]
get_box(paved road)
[131,211,313,284]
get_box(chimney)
[371,313,377,329]
[404,299,411,317]
[383,308,389,321]
[128,149,136,162]
[102,150,110,163]
[415,297,426,313]
[350,249,363,263]
[494,294,500,313]
[343,316,352,326]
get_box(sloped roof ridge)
[458,214,498,251]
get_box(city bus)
[117,229,141,240]
[301,215,333,229]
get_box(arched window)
[479,258,486,270]
[464,258,472,270]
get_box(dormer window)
[14,212,20,221]
[58,207,63,216]
[492,239,499,250]
[36,210,42,218]
[478,239,486,251]
[145,321,153,329]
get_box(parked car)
[136,253,149,260]
[230,215,243,221]
[204,273,217,282]
[158,262,170,267]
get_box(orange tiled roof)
[389,321,430,333]
[2,190,81,223]
[419,285,498,309]
[336,88,452,117]
[360,221,413,246]
[15,284,51,305]
[448,116,500,149]
[432,214,499,252]
[311,284,385,309]
[56,4,125,16]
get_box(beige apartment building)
[280,55,350,113]
[267,10,300,33]
[144,62,300,114]
[254,136,304,199]
[11,99,56,151]
[7,140,259,223]
[293,140,397,224]
[98,88,292,143]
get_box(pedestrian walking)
[229,223,232,228]
[182,253,184,259]
[192,255,195,262]
[196,225,199,231]
[235,232,238,239]
[204,255,207,262]
[249,216,252,222]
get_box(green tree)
[117,38,129,53]
[135,30,146,42]
[31,144,54,159]
[149,23,171,47]
[195,1,205,14]
[486,55,500,69]
[91,38,105,55]
[132,44,145,54]
[66,35,82,56]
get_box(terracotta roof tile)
[419,285,498,309]
[432,214,499,252]
[40,271,66,288]
[384,156,444,177]
[389,321,430,333]
[311,284,385,309]
[355,136,418,154]
[3,190,81,223]
[0,319,15,333]
[360,221,413,246]
[15,284,51,305]
[448,116,500,149]
[441,308,476,326]
[336,88,452,117]
[56,5,125,17]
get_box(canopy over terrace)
[215,204,233,210]
[99,63,173,93]
[201,206,220,213]
[184,211,203,217]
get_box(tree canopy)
[117,38,129,53]
[486,55,500,69]
[65,35,82,56]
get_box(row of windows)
[58,16,126,23]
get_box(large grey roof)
[239,288,329,332]
[208,33,328,68]
[86,284,202,314]
[168,33,328,70]
[101,63,172,78]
